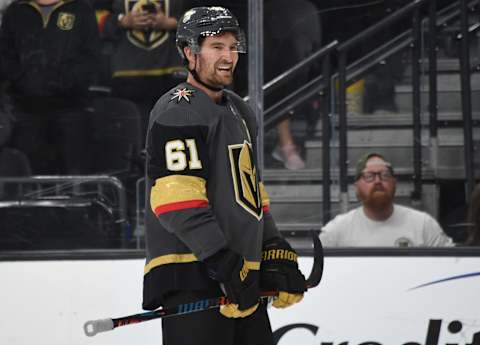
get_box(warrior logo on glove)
[263,248,298,262]
[260,237,307,308]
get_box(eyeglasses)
[360,171,394,182]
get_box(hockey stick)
[84,231,323,337]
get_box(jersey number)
[165,139,202,171]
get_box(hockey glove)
[260,237,306,309]
[204,248,259,318]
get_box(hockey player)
[143,6,308,345]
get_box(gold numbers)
[165,139,203,171]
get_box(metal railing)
[255,40,339,223]
[0,175,130,249]
[458,0,479,200]
[334,0,479,209]
[336,0,431,211]
[257,0,479,222]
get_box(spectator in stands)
[101,0,187,138]
[264,0,322,170]
[465,183,480,246]
[363,55,402,115]
[320,152,453,247]
[0,0,100,174]
[356,1,407,115]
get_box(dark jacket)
[0,0,100,109]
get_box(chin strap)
[189,56,223,92]
[189,68,223,92]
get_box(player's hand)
[219,302,258,318]
[204,248,259,318]
[260,237,306,309]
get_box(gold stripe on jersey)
[144,254,260,275]
[113,66,186,78]
[259,182,270,211]
[144,253,198,275]
[150,175,208,215]
[243,260,261,270]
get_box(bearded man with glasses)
[320,153,453,247]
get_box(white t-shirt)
[320,204,453,247]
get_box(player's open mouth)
[217,65,232,73]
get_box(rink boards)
[1,255,479,345]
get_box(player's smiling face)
[195,32,239,88]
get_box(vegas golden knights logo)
[57,13,75,31]
[126,0,169,50]
[228,141,263,220]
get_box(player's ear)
[184,47,195,69]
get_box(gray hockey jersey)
[143,83,280,310]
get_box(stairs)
[265,55,480,237]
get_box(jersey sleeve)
[259,182,281,242]
[147,107,227,260]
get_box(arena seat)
[89,97,143,174]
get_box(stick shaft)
[113,296,229,326]
[84,232,322,337]
[84,295,274,336]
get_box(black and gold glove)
[260,237,306,309]
[204,248,259,318]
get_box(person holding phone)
[101,0,187,141]
[117,1,177,31]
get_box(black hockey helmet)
[176,6,247,61]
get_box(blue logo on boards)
[409,271,480,290]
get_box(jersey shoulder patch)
[169,87,196,104]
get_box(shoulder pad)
[149,85,216,128]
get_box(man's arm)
[259,182,281,242]
[258,183,307,309]
[319,216,342,247]
[148,108,228,259]
[423,213,454,247]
